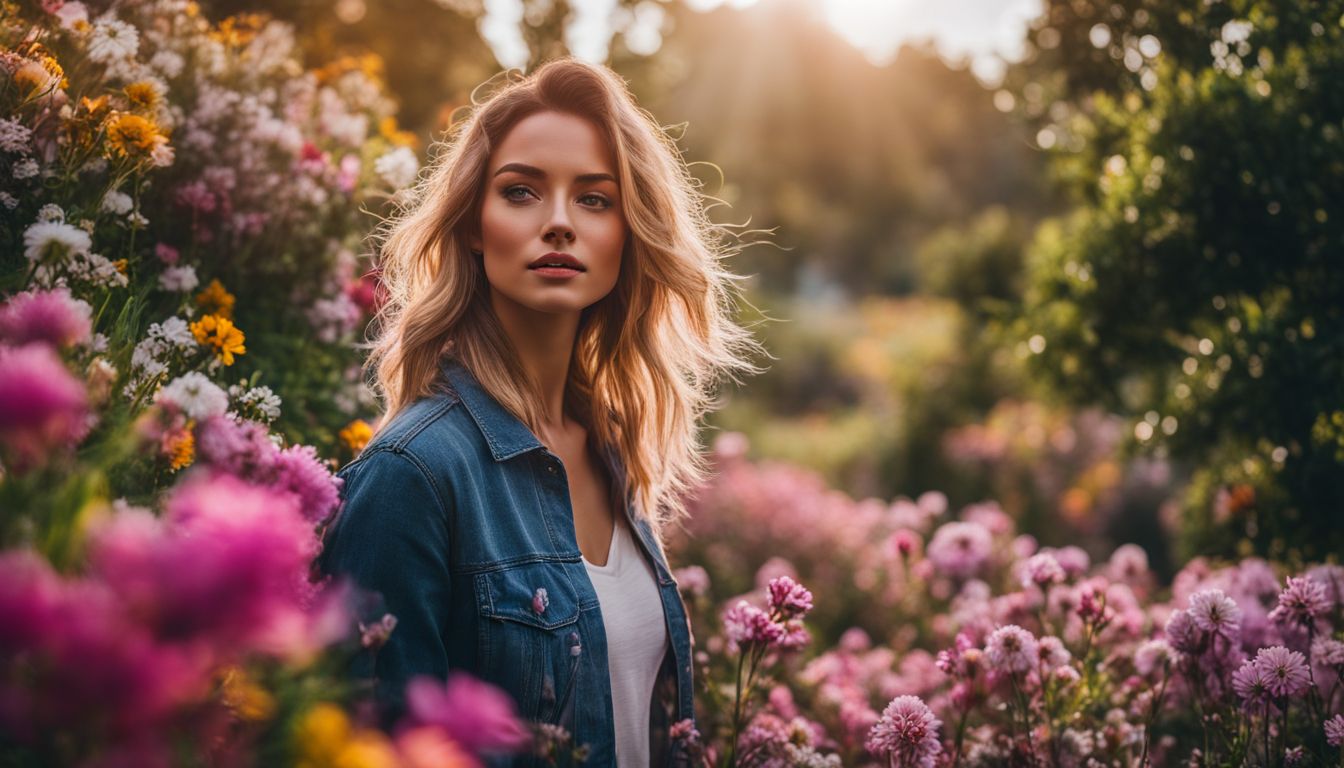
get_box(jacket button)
[547,462,558,474]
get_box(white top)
[582,517,670,767]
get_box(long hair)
[363,57,763,540]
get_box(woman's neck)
[489,291,580,430]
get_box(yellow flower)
[379,117,418,149]
[104,112,167,160]
[339,420,373,454]
[168,427,195,470]
[124,81,161,112]
[112,258,128,274]
[191,314,247,366]
[333,731,400,768]
[219,666,276,721]
[295,703,351,764]
[195,278,236,320]
[213,13,267,47]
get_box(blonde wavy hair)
[363,57,763,539]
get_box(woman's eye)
[579,194,611,209]
[502,185,534,202]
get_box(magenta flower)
[87,472,327,658]
[1268,575,1330,628]
[984,624,1038,674]
[926,521,992,579]
[404,671,530,754]
[766,575,814,619]
[271,443,343,523]
[1164,609,1204,654]
[1187,589,1241,641]
[1253,646,1310,698]
[1325,714,1344,747]
[0,287,92,348]
[865,695,942,768]
[0,343,90,471]
[194,414,278,476]
[722,600,785,651]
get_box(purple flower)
[766,575,814,619]
[673,565,710,597]
[1187,589,1241,641]
[0,287,92,348]
[1231,658,1272,706]
[1164,609,1205,654]
[1037,635,1071,669]
[984,624,1038,674]
[722,600,785,650]
[1134,639,1174,676]
[194,414,277,477]
[1268,576,1330,628]
[1313,636,1344,667]
[532,587,549,615]
[926,521,992,579]
[1107,543,1149,583]
[1019,553,1065,589]
[1253,646,1310,698]
[0,343,90,472]
[1325,714,1344,747]
[405,672,531,754]
[865,695,942,768]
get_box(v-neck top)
[582,516,669,766]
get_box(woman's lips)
[529,265,583,278]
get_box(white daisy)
[101,190,134,215]
[87,18,140,64]
[158,265,199,292]
[156,371,229,420]
[23,220,92,262]
[374,146,418,189]
[37,204,65,223]
[0,117,33,154]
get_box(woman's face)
[474,110,627,318]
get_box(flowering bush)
[672,433,1344,766]
[0,3,530,765]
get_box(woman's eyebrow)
[492,162,616,184]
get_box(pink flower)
[1187,589,1241,641]
[1268,576,1330,628]
[194,414,277,477]
[1020,553,1065,589]
[1037,635,1071,669]
[531,587,549,615]
[271,444,343,523]
[1253,646,1310,698]
[404,672,530,754]
[1325,714,1344,747]
[722,600,784,651]
[1164,609,1204,654]
[926,521,992,579]
[673,565,710,597]
[0,343,90,472]
[766,576,813,619]
[154,243,179,265]
[1134,639,1174,676]
[984,624,1038,674]
[865,695,942,768]
[1232,658,1272,707]
[0,287,92,348]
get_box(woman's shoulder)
[339,389,483,480]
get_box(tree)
[1002,0,1344,560]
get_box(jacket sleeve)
[317,447,453,727]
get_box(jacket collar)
[439,357,543,461]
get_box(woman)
[317,57,761,767]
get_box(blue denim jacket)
[317,357,697,766]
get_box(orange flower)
[190,314,247,366]
[167,426,195,470]
[104,112,168,160]
[339,419,373,454]
[194,278,236,320]
[123,82,161,112]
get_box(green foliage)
[1004,0,1344,560]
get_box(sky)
[479,0,1045,84]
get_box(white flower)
[23,220,92,262]
[87,18,140,64]
[0,192,17,209]
[228,383,283,422]
[154,316,196,348]
[305,294,362,343]
[374,146,418,189]
[150,142,175,168]
[0,118,33,154]
[37,204,65,223]
[101,190,134,215]
[12,158,39,179]
[54,1,88,30]
[70,252,129,288]
[128,211,149,228]
[156,372,229,420]
[88,332,109,353]
[148,50,185,79]
[158,265,199,292]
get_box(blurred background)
[207,0,1344,575]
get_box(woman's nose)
[543,197,576,244]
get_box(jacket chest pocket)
[475,561,583,728]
